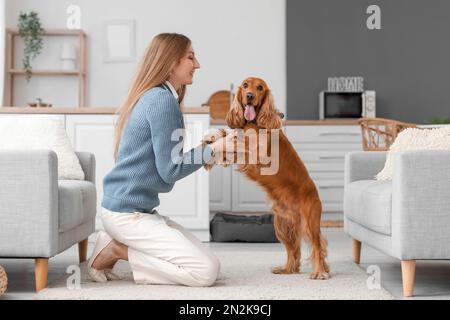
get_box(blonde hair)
[113,33,191,161]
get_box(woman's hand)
[207,129,248,166]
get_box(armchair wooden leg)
[401,260,416,297]
[352,239,361,264]
[35,258,48,292]
[78,238,88,263]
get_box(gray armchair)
[0,150,97,292]
[344,150,450,297]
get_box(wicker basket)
[0,265,7,296]
[359,117,417,151]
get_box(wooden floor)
[1,228,450,300]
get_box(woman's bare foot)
[91,239,128,270]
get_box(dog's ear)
[226,86,246,129]
[256,90,283,129]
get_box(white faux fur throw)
[376,127,450,181]
[0,115,85,180]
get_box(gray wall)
[287,0,450,123]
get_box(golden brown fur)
[224,77,330,279]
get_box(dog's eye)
[242,83,248,89]
[257,85,264,91]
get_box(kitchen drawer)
[309,171,344,181]
[314,180,344,202]
[292,142,361,152]
[314,180,344,213]
[322,202,343,213]
[297,150,348,163]
[292,147,361,174]
[304,162,346,173]
[285,125,361,143]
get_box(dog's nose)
[246,92,254,102]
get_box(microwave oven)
[319,91,376,119]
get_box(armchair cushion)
[0,115,85,180]
[58,180,96,232]
[344,180,392,236]
[376,127,450,181]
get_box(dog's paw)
[203,163,214,171]
[201,135,215,145]
[271,266,299,274]
[218,128,227,137]
[202,129,227,144]
[309,271,330,280]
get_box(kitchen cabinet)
[210,123,362,220]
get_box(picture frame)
[104,19,135,62]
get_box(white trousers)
[100,207,220,287]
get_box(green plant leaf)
[18,11,44,81]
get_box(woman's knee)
[193,257,220,287]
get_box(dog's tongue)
[244,105,256,121]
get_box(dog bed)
[210,212,279,242]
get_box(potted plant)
[18,11,44,81]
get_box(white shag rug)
[377,127,450,181]
[36,245,393,300]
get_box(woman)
[87,33,243,287]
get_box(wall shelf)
[4,28,87,107]
[8,69,84,76]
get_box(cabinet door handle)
[318,185,343,189]
[319,132,360,136]
[319,156,345,160]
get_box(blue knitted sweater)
[101,84,214,213]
